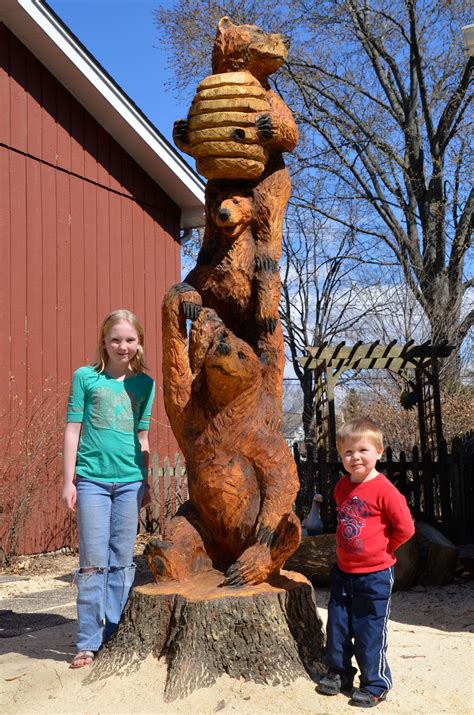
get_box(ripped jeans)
[75,476,144,652]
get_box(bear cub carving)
[144,284,301,586]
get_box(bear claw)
[258,317,277,334]
[255,525,277,547]
[256,114,273,140]
[174,118,189,143]
[220,561,245,587]
[183,301,202,320]
[255,256,278,273]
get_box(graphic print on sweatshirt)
[337,496,372,553]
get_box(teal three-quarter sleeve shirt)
[66,365,155,482]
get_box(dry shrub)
[0,380,72,562]
[340,385,474,455]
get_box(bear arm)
[251,436,299,532]
[252,167,291,253]
[255,266,280,330]
[161,288,194,429]
[259,90,298,152]
[258,323,285,416]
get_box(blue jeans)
[75,476,144,652]
[326,564,394,696]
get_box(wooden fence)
[294,432,474,544]
[139,452,187,536]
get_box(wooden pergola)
[299,340,454,456]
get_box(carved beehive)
[187,70,271,180]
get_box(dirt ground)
[0,553,473,715]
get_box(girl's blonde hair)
[93,309,147,374]
[336,417,384,453]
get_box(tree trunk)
[89,569,326,701]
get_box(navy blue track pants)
[326,563,394,696]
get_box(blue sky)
[48,0,186,145]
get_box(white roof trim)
[1,0,205,229]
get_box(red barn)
[0,0,205,556]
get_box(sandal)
[70,650,95,669]
[350,688,387,707]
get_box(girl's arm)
[62,422,82,511]
[137,429,151,506]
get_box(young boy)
[317,417,415,708]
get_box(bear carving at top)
[173,16,298,180]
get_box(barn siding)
[0,24,182,555]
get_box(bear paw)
[223,543,274,587]
[172,282,202,320]
[173,118,189,144]
[256,113,273,140]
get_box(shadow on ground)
[1,610,74,639]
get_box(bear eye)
[232,198,240,205]
[238,351,246,360]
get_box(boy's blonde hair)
[336,417,384,453]
[93,309,147,374]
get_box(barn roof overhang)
[1,0,206,230]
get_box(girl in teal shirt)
[62,310,155,668]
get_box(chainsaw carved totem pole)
[147,16,301,586]
[93,18,325,699]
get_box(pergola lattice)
[299,340,454,456]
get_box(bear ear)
[218,16,234,30]
[212,16,235,73]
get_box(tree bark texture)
[89,569,325,701]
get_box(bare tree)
[181,227,204,278]
[280,201,397,437]
[280,381,304,441]
[283,0,473,379]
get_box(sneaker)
[317,671,354,696]
[350,688,388,707]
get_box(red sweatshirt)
[334,473,415,573]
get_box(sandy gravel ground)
[0,554,473,714]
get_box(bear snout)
[217,207,231,222]
[217,340,232,356]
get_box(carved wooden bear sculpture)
[176,17,298,418]
[144,284,301,586]
[174,17,298,182]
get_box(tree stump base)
[89,568,326,701]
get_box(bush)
[0,380,72,562]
